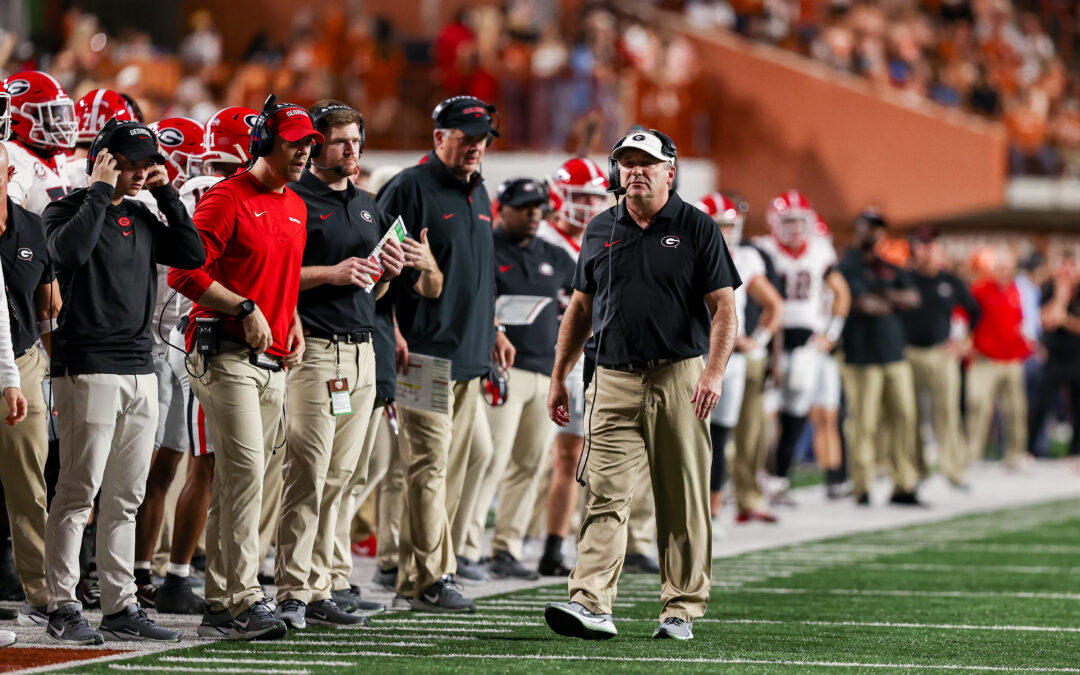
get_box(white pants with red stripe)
[166,324,215,456]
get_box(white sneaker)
[0,629,15,647]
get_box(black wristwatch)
[236,299,257,321]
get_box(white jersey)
[61,157,89,191]
[731,244,766,338]
[753,235,836,333]
[179,175,224,215]
[4,140,79,215]
[536,219,582,262]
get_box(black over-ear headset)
[431,95,500,147]
[310,103,365,159]
[86,117,158,175]
[606,129,678,195]
[247,94,318,161]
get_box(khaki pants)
[46,372,158,614]
[276,339,376,603]
[396,379,479,597]
[375,424,407,573]
[331,402,387,590]
[625,465,657,556]
[907,345,966,482]
[732,354,767,512]
[569,358,711,621]
[464,368,554,561]
[966,357,1027,465]
[258,448,285,563]
[0,349,49,606]
[841,360,919,496]
[452,402,492,561]
[189,348,285,615]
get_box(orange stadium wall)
[641,9,1009,237]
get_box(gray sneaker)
[331,586,385,617]
[623,553,660,574]
[652,616,693,640]
[391,594,412,610]
[197,605,235,638]
[372,566,397,591]
[100,604,180,642]
[489,551,540,580]
[307,599,368,626]
[17,602,48,626]
[46,606,105,645]
[411,576,476,613]
[454,556,490,583]
[544,601,617,640]
[0,629,14,647]
[230,598,287,640]
[275,598,306,629]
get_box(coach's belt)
[607,357,685,373]
[305,330,373,344]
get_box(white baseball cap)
[612,130,675,163]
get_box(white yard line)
[732,587,1080,600]
[162,656,353,667]
[110,667,307,674]
[700,619,1080,633]
[278,635,479,643]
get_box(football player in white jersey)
[2,71,79,215]
[695,193,783,524]
[752,190,849,496]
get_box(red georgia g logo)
[118,216,131,227]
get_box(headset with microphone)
[247,93,318,161]
[85,117,159,175]
[431,95,501,146]
[606,128,678,196]
[309,102,365,173]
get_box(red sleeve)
[168,185,237,301]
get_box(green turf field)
[53,498,1080,674]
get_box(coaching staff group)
[545,129,740,643]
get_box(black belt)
[305,330,372,344]
[14,347,30,359]
[607,357,686,373]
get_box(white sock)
[134,561,151,570]
[167,563,190,578]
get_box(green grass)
[53,498,1080,674]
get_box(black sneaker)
[76,574,101,609]
[136,582,157,609]
[855,492,871,506]
[372,566,397,591]
[17,602,48,626]
[623,554,660,574]
[274,598,306,629]
[0,607,15,620]
[307,598,368,626]
[197,605,235,638]
[46,605,105,645]
[156,575,205,615]
[454,556,490,583]
[230,598,287,640]
[489,551,540,580]
[538,555,572,576]
[889,490,925,507]
[411,576,476,613]
[100,604,180,642]
[544,601,617,640]
[331,586,386,617]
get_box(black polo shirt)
[1,198,54,355]
[290,170,387,337]
[837,249,913,365]
[1040,281,1080,370]
[902,270,980,348]
[376,152,495,381]
[493,227,575,376]
[574,192,741,366]
[373,291,396,401]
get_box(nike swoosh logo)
[289,217,301,224]
[122,231,133,237]
[605,239,622,248]
[578,614,609,624]
[499,265,512,273]
[443,213,455,220]
[254,211,266,217]
[320,213,333,220]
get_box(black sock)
[710,424,731,491]
[826,468,844,485]
[543,534,564,561]
[135,568,152,587]
[776,413,808,478]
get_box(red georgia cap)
[271,106,324,144]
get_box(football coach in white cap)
[544,129,740,642]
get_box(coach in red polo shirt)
[169,100,321,640]
[967,247,1033,470]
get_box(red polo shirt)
[969,277,1031,362]
[168,171,307,358]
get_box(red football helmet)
[2,71,77,150]
[694,191,745,244]
[0,90,10,142]
[202,106,258,173]
[74,89,138,145]
[549,158,609,230]
[767,189,816,249]
[153,117,206,188]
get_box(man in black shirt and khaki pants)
[545,130,740,642]
[42,121,204,644]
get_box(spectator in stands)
[1030,253,1080,457]
[967,246,1033,469]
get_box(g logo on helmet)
[661,235,680,248]
[158,128,184,147]
[5,79,30,96]
[243,114,259,129]
[632,134,647,141]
